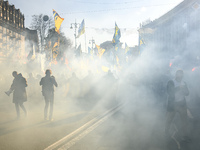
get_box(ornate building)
[0,0,25,63]
[138,0,200,68]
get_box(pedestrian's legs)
[44,97,49,120]
[15,102,20,119]
[165,111,176,136]
[19,102,27,116]
[49,98,54,120]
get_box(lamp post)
[70,20,80,49]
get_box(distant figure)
[165,70,190,142]
[5,71,28,119]
[40,69,58,121]
[67,72,81,98]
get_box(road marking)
[44,104,123,150]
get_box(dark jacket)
[167,79,189,111]
[11,74,28,103]
[40,75,58,97]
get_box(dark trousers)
[15,102,27,118]
[44,94,54,120]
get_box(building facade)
[0,0,25,63]
[138,0,200,68]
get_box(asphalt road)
[0,96,108,150]
[63,101,200,150]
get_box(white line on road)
[44,104,123,150]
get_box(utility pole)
[89,37,95,53]
[70,20,80,49]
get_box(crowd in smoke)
[1,10,200,150]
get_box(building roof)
[142,0,199,28]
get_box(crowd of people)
[3,67,197,146]
[4,69,118,121]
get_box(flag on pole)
[112,22,121,46]
[77,19,85,38]
[53,9,64,33]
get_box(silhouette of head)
[12,71,18,78]
[45,69,52,76]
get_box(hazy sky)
[8,0,183,49]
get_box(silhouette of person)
[165,70,190,142]
[6,71,28,119]
[40,69,58,121]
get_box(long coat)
[11,75,28,103]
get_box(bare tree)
[30,14,54,35]
[30,14,72,62]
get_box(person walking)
[165,69,190,142]
[40,69,58,121]
[6,71,28,119]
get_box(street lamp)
[70,20,80,49]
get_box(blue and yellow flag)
[112,22,121,46]
[53,9,64,33]
[77,19,85,38]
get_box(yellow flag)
[53,9,64,33]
